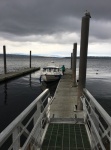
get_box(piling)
[72,43,77,86]
[71,53,73,69]
[3,45,7,74]
[30,51,31,68]
[77,12,91,110]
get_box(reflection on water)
[29,74,32,87]
[4,83,7,105]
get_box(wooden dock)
[50,69,83,120]
[0,67,40,83]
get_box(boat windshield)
[43,68,46,72]
[43,68,59,72]
[54,68,59,72]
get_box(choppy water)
[0,55,111,132]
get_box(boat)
[40,61,62,82]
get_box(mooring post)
[77,12,91,110]
[72,43,77,86]
[3,45,7,74]
[30,51,31,68]
[71,53,73,69]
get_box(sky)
[0,0,111,57]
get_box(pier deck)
[41,69,91,150]
[0,67,40,83]
[50,69,83,119]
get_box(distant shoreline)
[0,54,111,59]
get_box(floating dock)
[0,67,40,83]
[50,69,83,119]
[41,69,91,150]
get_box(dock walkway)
[0,67,40,83]
[41,69,91,150]
[50,69,83,119]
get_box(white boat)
[40,62,62,82]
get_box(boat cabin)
[43,67,60,73]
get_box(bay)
[0,55,111,132]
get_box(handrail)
[0,89,48,136]
[81,88,111,150]
[83,88,111,126]
[0,89,51,150]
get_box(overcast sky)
[0,0,111,57]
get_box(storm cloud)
[0,0,111,36]
[0,0,111,56]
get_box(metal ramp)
[41,123,91,150]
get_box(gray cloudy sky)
[0,0,111,56]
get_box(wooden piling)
[71,53,73,69]
[72,43,77,86]
[3,45,7,74]
[77,12,91,110]
[30,51,31,68]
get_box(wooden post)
[3,45,7,74]
[71,53,73,69]
[77,12,91,110]
[72,43,77,86]
[30,51,31,68]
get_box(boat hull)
[41,74,61,82]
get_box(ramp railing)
[81,88,111,150]
[0,89,51,150]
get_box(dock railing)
[1,87,111,150]
[81,88,111,150]
[0,89,52,150]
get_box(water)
[0,55,71,74]
[86,58,111,115]
[0,72,42,132]
[0,55,111,132]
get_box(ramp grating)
[41,123,91,150]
